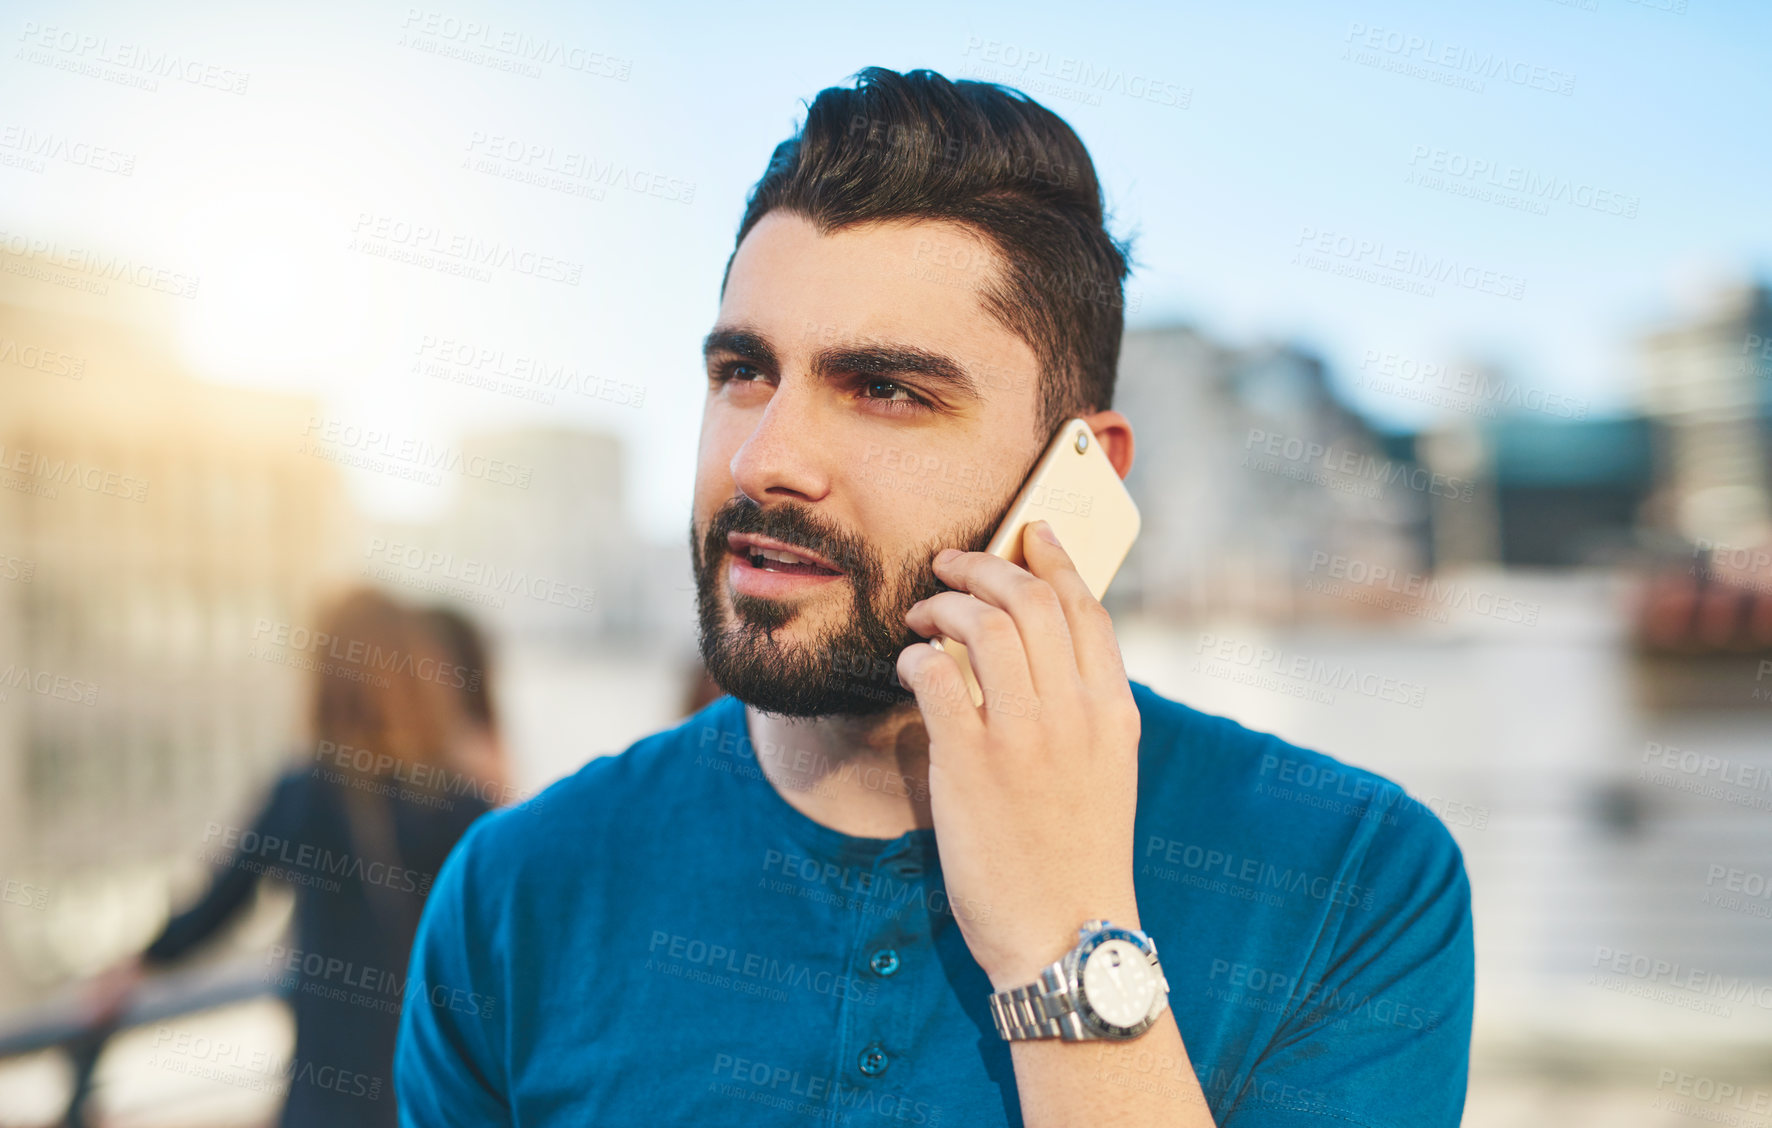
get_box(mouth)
[726,533,846,577]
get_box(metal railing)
[0,957,281,1128]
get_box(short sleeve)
[395,814,511,1127]
[1221,795,1475,1128]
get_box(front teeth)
[757,546,813,566]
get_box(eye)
[860,378,928,414]
[713,362,765,383]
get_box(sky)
[3,0,1768,542]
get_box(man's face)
[691,211,1044,718]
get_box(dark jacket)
[144,760,490,1127]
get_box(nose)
[729,381,832,506]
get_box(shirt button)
[858,1044,889,1076]
[869,948,901,977]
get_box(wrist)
[984,901,1143,990]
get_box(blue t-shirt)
[396,682,1473,1126]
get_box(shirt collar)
[705,694,940,869]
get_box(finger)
[904,591,1042,725]
[930,548,1078,699]
[895,641,985,746]
[1018,521,1129,689]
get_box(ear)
[1079,410,1135,480]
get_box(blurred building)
[0,270,351,1006]
[1112,326,1421,621]
[1419,415,1656,569]
[362,426,694,649]
[1628,281,1772,699]
[1640,281,1772,549]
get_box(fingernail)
[935,548,961,564]
[1033,520,1060,545]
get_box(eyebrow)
[701,327,778,369]
[702,325,982,404]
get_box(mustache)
[704,495,875,577]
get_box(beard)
[691,494,1000,718]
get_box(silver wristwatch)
[989,919,1170,1042]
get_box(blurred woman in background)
[86,587,507,1127]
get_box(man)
[396,67,1473,1126]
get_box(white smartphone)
[931,417,1142,708]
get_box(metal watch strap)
[989,958,1089,1041]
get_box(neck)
[744,701,934,840]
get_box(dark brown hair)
[724,66,1134,440]
[421,604,497,732]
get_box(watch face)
[1080,938,1162,1029]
